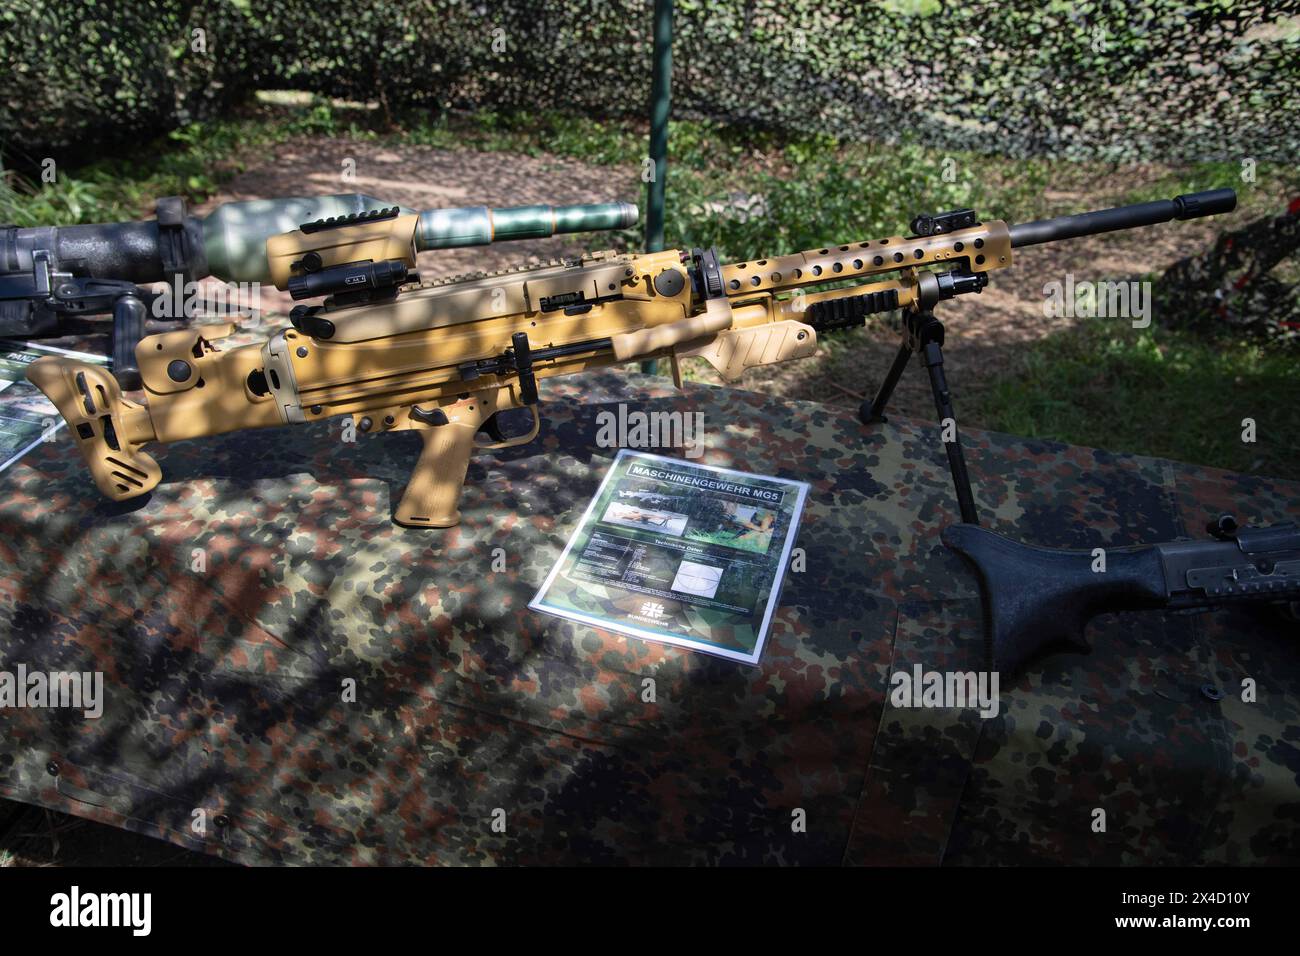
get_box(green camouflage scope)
[3,194,637,290]
[203,194,638,283]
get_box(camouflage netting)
[247,0,1300,162]
[0,0,256,169]
[3,1,1299,168]
[1154,200,1300,342]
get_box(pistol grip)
[394,418,481,528]
[26,357,161,501]
[393,388,524,528]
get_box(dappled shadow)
[3,363,1299,863]
[0,372,903,863]
[3,138,1297,862]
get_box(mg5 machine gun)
[28,189,1235,529]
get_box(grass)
[0,100,352,226]
[2,94,1297,477]
[684,528,773,554]
[974,320,1300,477]
[9,93,1291,243]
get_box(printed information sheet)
[531,450,809,664]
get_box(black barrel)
[1009,189,1236,248]
[52,219,206,281]
[1,208,208,284]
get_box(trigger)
[477,412,507,443]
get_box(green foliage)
[395,110,646,166]
[974,322,1300,477]
[0,103,348,226]
[662,142,1058,260]
[241,0,1298,165]
[0,0,257,171]
[5,2,1298,172]
[684,528,769,553]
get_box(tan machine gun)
[28,189,1237,527]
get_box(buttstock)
[26,358,161,501]
[942,523,1169,674]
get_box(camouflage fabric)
[0,325,1297,864]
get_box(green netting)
[0,0,256,168]
[3,0,1298,167]
[243,0,1300,162]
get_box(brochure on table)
[531,450,809,664]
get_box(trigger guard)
[475,406,541,450]
[476,412,507,443]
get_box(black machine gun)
[0,196,204,388]
[944,516,1300,674]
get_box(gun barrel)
[5,196,639,288]
[1008,188,1236,248]
[2,221,198,285]
[415,202,637,251]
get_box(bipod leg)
[919,324,979,525]
[860,337,913,426]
